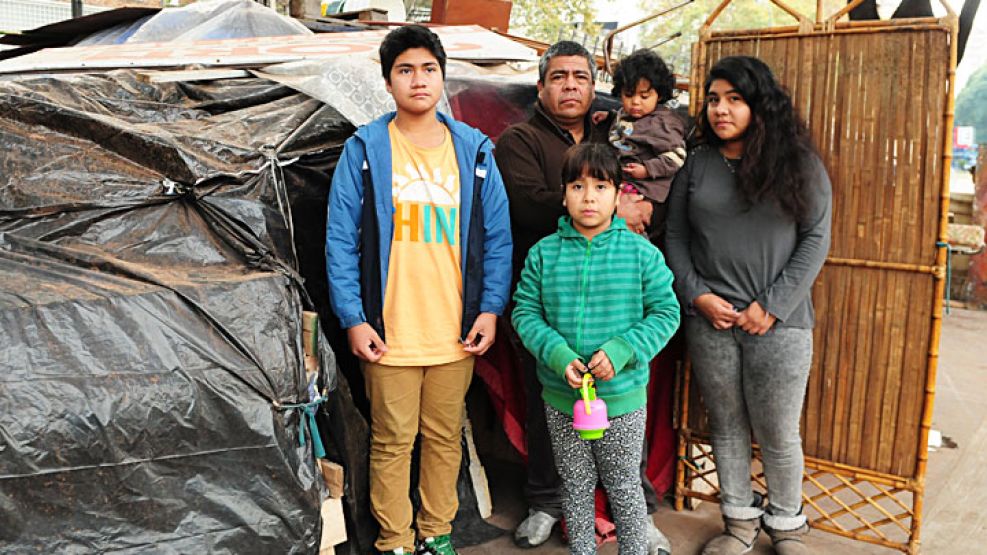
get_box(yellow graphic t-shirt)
[380,121,467,366]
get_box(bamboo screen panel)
[683,24,950,477]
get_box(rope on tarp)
[276,395,327,459]
[261,145,301,268]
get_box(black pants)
[509,312,659,518]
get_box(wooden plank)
[318,459,345,499]
[877,271,906,470]
[872,30,912,471]
[861,268,888,470]
[827,272,850,463]
[464,414,492,518]
[303,310,319,357]
[845,266,872,467]
[891,276,934,474]
[803,271,828,456]
[816,273,839,460]
[320,497,347,552]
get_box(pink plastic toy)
[572,373,610,440]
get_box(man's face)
[537,55,595,126]
[386,47,444,116]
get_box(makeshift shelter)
[670,1,958,553]
[0,18,554,554]
[0,72,338,553]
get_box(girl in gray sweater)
[665,56,832,555]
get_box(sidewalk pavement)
[462,308,987,554]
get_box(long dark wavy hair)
[699,56,818,222]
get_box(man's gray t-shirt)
[665,144,832,329]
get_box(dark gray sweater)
[665,145,832,329]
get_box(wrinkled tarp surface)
[0,65,680,553]
[76,0,311,46]
[0,68,502,555]
[0,71,342,553]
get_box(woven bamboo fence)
[674,1,958,553]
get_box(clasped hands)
[564,350,615,388]
[694,293,776,335]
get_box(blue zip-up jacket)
[325,111,513,340]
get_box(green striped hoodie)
[512,216,681,417]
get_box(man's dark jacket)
[494,102,610,282]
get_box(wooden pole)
[910,11,958,554]
[699,0,734,37]
[824,257,940,275]
[704,17,949,40]
[827,0,868,24]
[674,359,692,511]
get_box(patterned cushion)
[948,223,986,248]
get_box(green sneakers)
[416,534,457,555]
[378,533,456,555]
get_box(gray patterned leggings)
[544,405,648,555]
[685,315,812,531]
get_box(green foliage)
[635,0,824,77]
[509,0,601,44]
[955,62,987,145]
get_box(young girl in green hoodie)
[512,143,681,555]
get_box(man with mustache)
[494,41,666,554]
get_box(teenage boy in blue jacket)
[325,25,512,555]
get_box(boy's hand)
[347,322,388,362]
[591,110,610,125]
[736,301,777,335]
[694,293,739,330]
[564,359,588,388]
[623,163,648,180]
[463,312,497,355]
[587,350,615,381]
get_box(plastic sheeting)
[76,0,312,46]
[255,56,453,128]
[0,66,626,554]
[74,15,154,46]
[0,71,343,553]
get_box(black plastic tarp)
[0,68,548,555]
[0,71,346,553]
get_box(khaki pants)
[364,356,474,552]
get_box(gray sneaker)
[647,518,672,555]
[513,509,558,548]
